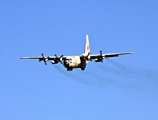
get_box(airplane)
[20,35,133,71]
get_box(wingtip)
[19,57,28,59]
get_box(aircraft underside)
[64,61,86,71]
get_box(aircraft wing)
[20,56,66,60]
[20,57,44,59]
[20,54,68,65]
[90,52,133,59]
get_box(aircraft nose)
[64,62,69,67]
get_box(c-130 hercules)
[20,35,133,71]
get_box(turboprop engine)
[95,51,104,63]
[95,58,102,62]
[51,60,58,64]
[51,54,64,64]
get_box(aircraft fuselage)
[63,56,88,71]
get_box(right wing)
[20,53,68,60]
[20,54,68,65]
[20,57,44,59]
[20,56,66,60]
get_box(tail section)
[84,35,90,56]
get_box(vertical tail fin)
[84,35,90,56]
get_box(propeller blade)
[99,51,103,63]
[39,59,42,62]
[60,55,63,58]
[59,55,64,64]
[100,50,102,56]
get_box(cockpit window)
[65,58,72,63]
[69,58,72,63]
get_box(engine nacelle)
[45,58,48,62]
[95,58,101,62]
[51,60,58,64]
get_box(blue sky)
[0,0,158,119]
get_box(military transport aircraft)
[20,35,133,71]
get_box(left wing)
[90,52,133,59]
[90,52,133,62]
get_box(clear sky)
[0,0,158,120]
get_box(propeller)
[39,53,48,65]
[54,54,64,64]
[81,53,92,61]
[86,53,92,61]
